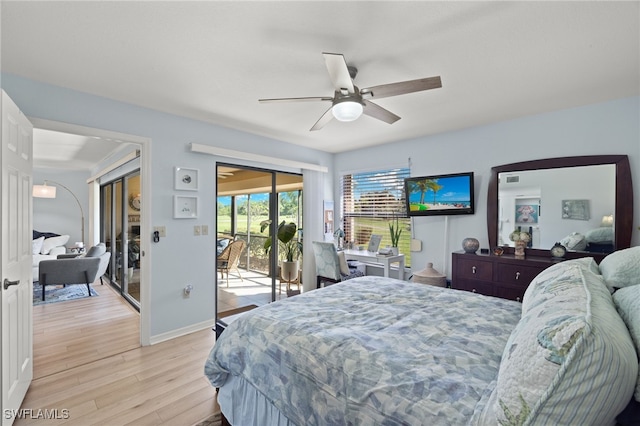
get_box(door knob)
[3,278,20,290]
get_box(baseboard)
[149,318,215,345]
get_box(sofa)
[32,232,70,282]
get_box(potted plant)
[260,220,302,282]
[509,230,531,257]
[389,214,402,255]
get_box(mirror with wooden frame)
[487,155,633,259]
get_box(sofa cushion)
[40,235,69,255]
[612,284,640,401]
[599,247,640,292]
[482,257,637,425]
[32,236,45,255]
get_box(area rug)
[194,412,221,426]
[33,282,98,306]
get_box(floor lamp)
[32,180,85,247]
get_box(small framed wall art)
[174,195,198,219]
[174,167,199,191]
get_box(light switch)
[153,226,166,237]
[201,225,209,235]
[194,225,201,236]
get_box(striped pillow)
[612,285,640,401]
[482,258,637,425]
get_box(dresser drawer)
[495,285,526,302]
[496,263,544,286]
[454,279,494,297]
[455,256,493,281]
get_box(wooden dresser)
[451,251,560,302]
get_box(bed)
[205,249,640,425]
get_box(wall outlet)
[201,225,208,235]
[153,226,166,237]
[194,225,201,236]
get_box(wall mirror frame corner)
[487,155,633,259]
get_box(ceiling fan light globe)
[332,101,363,122]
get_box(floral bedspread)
[205,276,522,425]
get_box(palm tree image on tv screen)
[404,172,475,217]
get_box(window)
[341,167,412,266]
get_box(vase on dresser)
[514,240,527,257]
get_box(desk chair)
[312,241,364,288]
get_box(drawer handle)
[515,272,521,280]
[472,288,477,293]
[472,266,477,274]
[516,297,521,302]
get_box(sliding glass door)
[216,163,302,321]
[100,171,141,309]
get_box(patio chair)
[217,239,246,287]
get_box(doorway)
[216,163,303,319]
[101,170,141,309]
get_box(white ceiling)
[2,1,639,168]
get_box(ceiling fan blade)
[310,106,334,131]
[362,100,401,124]
[362,76,442,100]
[259,96,333,103]
[323,52,355,94]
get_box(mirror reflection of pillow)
[585,227,615,243]
[560,232,587,251]
[600,246,640,292]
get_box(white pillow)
[612,284,640,401]
[584,227,614,243]
[32,236,45,255]
[337,251,350,275]
[40,235,69,255]
[599,246,640,292]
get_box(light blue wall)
[2,73,333,339]
[333,96,640,277]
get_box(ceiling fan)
[259,52,442,131]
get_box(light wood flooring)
[17,281,219,426]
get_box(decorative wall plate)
[174,167,199,191]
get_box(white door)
[1,90,33,425]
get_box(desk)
[342,249,405,280]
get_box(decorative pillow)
[613,285,640,401]
[482,258,637,425]
[85,243,106,258]
[559,232,587,251]
[337,251,350,275]
[599,246,640,292]
[32,236,45,255]
[584,227,614,243]
[216,238,230,256]
[521,257,599,314]
[40,235,69,254]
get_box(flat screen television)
[404,172,475,216]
